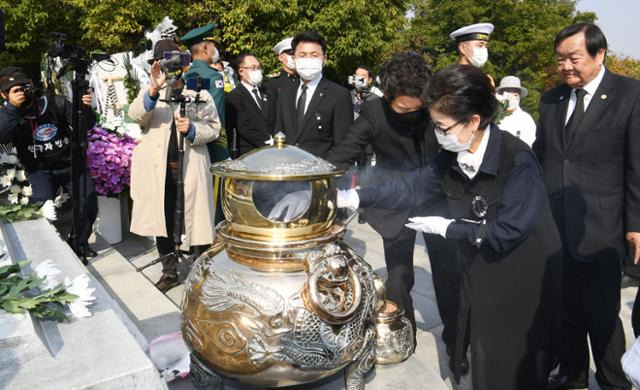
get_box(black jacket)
[0,95,96,172]
[326,97,444,239]
[274,76,353,159]
[225,84,276,157]
[534,70,640,263]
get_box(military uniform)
[450,23,496,87]
[264,69,298,97]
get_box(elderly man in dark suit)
[225,53,276,157]
[535,23,640,390]
[274,31,353,158]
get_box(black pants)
[559,254,630,389]
[632,288,640,338]
[156,166,182,276]
[382,226,459,347]
[28,167,97,247]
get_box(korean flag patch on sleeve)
[215,80,224,89]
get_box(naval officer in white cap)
[450,22,495,86]
[264,37,299,97]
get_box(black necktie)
[565,88,587,143]
[252,87,265,112]
[296,84,308,131]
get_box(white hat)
[450,23,494,42]
[496,76,528,98]
[273,37,293,55]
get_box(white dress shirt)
[296,74,323,115]
[564,65,606,124]
[498,106,537,147]
[241,80,263,108]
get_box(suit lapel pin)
[559,95,564,101]
[319,92,324,97]
[601,94,607,100]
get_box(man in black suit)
[325,52,463,371]
[536,23,640,390]
[226,53,276,157]
[274,31,353,159]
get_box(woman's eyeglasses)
[433,120,465,135]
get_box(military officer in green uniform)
[264,37,299,97]
[181,23,229,224]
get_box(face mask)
[286,55,296,70]
[469,47,488,68]
[504,93,520,110]
[211,47,220,64]
[247,69,263,86]
[295,58,323,81]
[435,125,473,152]
[392,108,426,126]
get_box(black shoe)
[446,346,470,376]
[155,273,179,293]
[73,245,98,258]
[546,372,588,389]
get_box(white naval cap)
[273,37,294,55]
[450,23,494,42]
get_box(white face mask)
[469,47,488,68]
[435,127,473,153]
[295,58,323,81]
[247,69,263,86]
[211,47,220,64]
[504,92,520,111]
[286,55,296,70]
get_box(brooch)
[460,162,476,174]
[471,195,488,218]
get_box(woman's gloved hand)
[337,189,359,210]
[405,216,454,238]
[267,189,311,221]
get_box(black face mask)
[392,108,426,126]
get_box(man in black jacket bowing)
[226,53,276,157]
[325,52,464,370]
[536,23,640,390]
[274,31,352,158]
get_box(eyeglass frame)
[433,119,467,136]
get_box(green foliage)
[0,204,43,223]
[404,0,596,119]
[606,54,640,80]
[0,261,77,321]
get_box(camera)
[348,75,368,91]
[186,76,211,92]
[17,83,43,103]
[160,51,191,74]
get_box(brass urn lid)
[210,132,344,181]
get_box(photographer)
[128,39,220,293]
[0,66,98,257]
[349,66,383,120]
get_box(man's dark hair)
[233,53,254,73]
[292,31,327,54]
[379,51,432,101]
[554,23,608,57]
[424,64,498,129]
[355,66,372,78]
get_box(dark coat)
[326,97,446,239]
[274,76,353,159]
[263,69,298,98]
[225,84,276,157]
[534,70,640,263]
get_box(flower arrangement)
[0,258,96,321]
[87,126,137,196]
[0,146,44,222]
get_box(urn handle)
[302,244,362,325]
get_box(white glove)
[267,189,311,221]
[264,135,274,145]
[337,189,359,210]
[40,200,57,221]
[405,216,454,238]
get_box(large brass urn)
[181,134,381,389]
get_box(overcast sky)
[576,0,640,58]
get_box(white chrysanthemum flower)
[19,196,28,206]
[5,168,15,180]
[53,193,70,208]
[34,259,62,290]
[64,274,96,319]
[21,185,32,197]
[15,170,27,182]
[9,184,21,194]
[40,200,57,221]
[7,193,18,204]
[0,174,12,188]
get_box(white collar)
[457,124,491,179]
[581,65,606,96]
[241,80,259,92]
[300,73,323,89]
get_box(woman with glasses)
[338,64,562,390]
